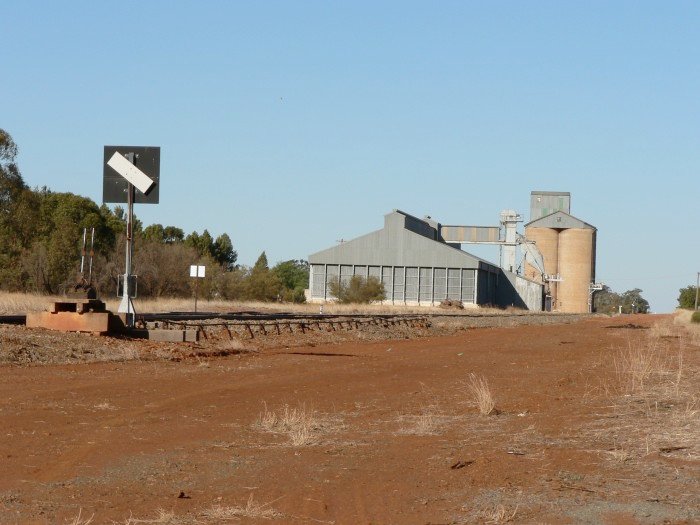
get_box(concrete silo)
[557,227,596,313]
[524,193,596,313]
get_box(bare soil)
[0,314,698,524]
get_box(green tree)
[245,251,281,301]
[32,192,113,293]
[328,275,385,304]
[272,259,309,303]
[142,223,166,242]
[620,288,650,314]
[0,129,40,290]
[592,285,621,314]
[678,285,698,309]
[0,129,19,162]
[219,266,249,299]
[163,226,184,244]
[213,233,237,270]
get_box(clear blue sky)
[3,1,698,312]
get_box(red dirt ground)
[0,314,698,524]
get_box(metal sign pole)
[194,275,199,313]
[118,177,136,327]
[88,227,95,285]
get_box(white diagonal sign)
[107,152,156,194]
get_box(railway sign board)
[103,146,160,204]
[190,265,206,278]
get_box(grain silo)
[557,228,596,313]
[524,192,596,313]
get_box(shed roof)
[524,210,596,230]
[309,210,498,271]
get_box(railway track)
[1,309,587,343]
[0,310,580,327]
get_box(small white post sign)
[190,265,206,312]
[190,265,205,278]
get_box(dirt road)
[1,314,698,524]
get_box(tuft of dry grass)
[477,503,519,524]
[199,495,283,521]
[466,373,497,415]
[67,509,94,525]
[613,339,662,394]
[255,402,340,446]
[397,406,444,435]
[120,509,183,524]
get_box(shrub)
[327,275,385,304]
[691,311,700,324]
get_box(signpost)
[190,265,206,312]
[103,146,160,327]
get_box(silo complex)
[524,192,596,313]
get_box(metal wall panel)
[326,265,339,299]
[382,267,393,300]
[311,264,325,298]
[434,268,447,301]
[447,269,461,299]
[419,267,433,302]
[461,269,476,303]
[405,267,418,301]
[393,267,405,301]
[340,265,353,286]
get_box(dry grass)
[255,402,340,446]
[673,309,700,345]
[99,497,283,524]
[67,509,94,525]
[120,509,183,524]
[477,503,519,524]
[466,373,497,415]
[0,292,62,314]
[397,406,444,435]
[592,314,700,462]
[198,495,283,521]
[0,291,563,316]
[613,339,663,394]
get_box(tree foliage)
[244,252,281,301]
[328,275,385,304]
[677,285,698,310]
[593,286,650,314]
[272,259,309,303]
